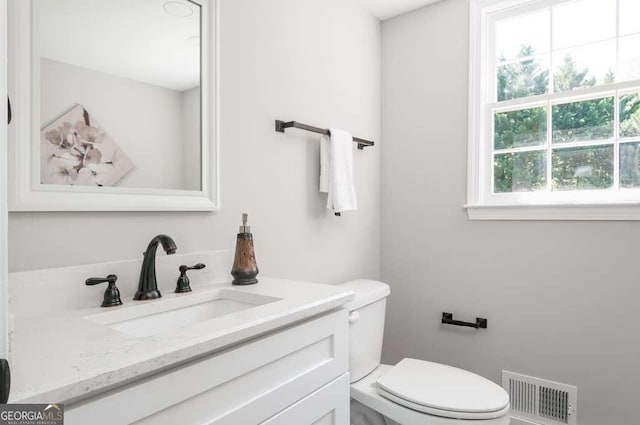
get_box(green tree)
[554,55,595,92]
[494,45,624,192]
[494,46,549,193]
[550,56,615,190]
[494,107,547,151]
[551,97,614,143]
[494,151,546,193]
[620,93,640,187]
[497,45,548,101]
[620,93,640,137]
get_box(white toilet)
[340,279,511,425]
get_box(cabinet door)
[0,0,10,404]
[66,310,348,425]
[260,374,350,425]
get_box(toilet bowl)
[339,280,510,425]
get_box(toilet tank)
[339,279,390,383]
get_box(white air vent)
[502,371,577,425]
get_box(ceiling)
[38,0,200,92]
[354,0,443,20]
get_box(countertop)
[8,252,354,404]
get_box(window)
[468,0,640,219]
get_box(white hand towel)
[326,128,357,213]
[320,135,330,193]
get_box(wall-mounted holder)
[275,120,375,150]
[441,312,487,329]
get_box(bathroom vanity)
[8,250,354,425]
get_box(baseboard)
[510,417,542,425]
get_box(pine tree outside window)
[467,0,640,220]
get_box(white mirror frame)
[7,0,219,212]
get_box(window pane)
[494,107,547,150]
[620,142,640,188]
[553,40,616,92]
[497,56,549,101]
[620,0,640,36]
[618,34,640,83]
[552,0,616,50]
[620,93,640,138]
[494,151,547,193]
[552,145,614,190]
[495,10,550,62]
[552,97,614,143]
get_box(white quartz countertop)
[9,255,354,404]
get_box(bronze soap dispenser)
[231,213,259,285]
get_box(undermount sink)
[85,288,280,338]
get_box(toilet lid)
[376,358,510,420]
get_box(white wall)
[9,0,382,286]
[0,0,9,361]
[40,58,195,190]
[381,1,639,424]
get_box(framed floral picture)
[40,105,134,186]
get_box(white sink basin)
[85,288,280,338]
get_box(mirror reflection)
[37,0,202,190]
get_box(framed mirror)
[7,0,218,211]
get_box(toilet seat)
[375,358,510,420]
[351,364,511,425]
[377,387,510,420]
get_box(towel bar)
[275,120,374,150]
[441,312,488,329]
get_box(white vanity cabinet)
[65,309,349,425]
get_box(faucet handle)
[86,275,123,308]
[86,275,118,286]
[175,264,206,293]
[179,263,206,273]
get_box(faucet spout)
[134,234,177,300]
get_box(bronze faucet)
[134,234,177,300]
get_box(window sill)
[465,203,640,221]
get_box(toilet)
[340,279,510,425]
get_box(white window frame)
[467,0,640,220]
